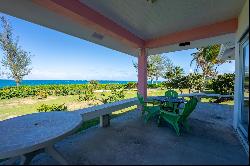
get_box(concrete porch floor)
[31,103,248,165]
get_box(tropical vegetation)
[133,54,173,84]
[0,16,33,86]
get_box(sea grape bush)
[210,73,235,95]
[170,76,190,93]
[99,86,125,104]
[35,90,48,99]
[0,82,169,100]
[77,87,96,101]
[162,73,235,95]
[88,80,99,86]
[125,82,137,89]
[163,73,204,93]
[0,84,84,99]
[188,73,205,92]
[0,83,124,100]
[124,82,163,89]
[147,83,162,89]
[37,103,67,112]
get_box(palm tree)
[163,66,184,81]
[190,44,224,78]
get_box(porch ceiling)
[0,0,246,56]
[81,0,243,40]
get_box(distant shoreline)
[0,79,138,88]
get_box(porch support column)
[100,114,110,127]
[138,48,147,99]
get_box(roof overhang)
[0,0,246,56]
[218,42,236,61]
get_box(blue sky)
[0,13,235,81]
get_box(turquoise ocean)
[0,79,137,88]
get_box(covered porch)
[0,0,249,165]
[29,103,247,165]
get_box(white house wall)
[234,0,249,129]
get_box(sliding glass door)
[239,33,249,138]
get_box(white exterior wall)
[233,0,249,129]
[233,44,241,129]
[236,0,249,41]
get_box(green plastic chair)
[137,92,160,123]
[162,90,179,112]
[157,98,198,136]
[165,90,178,98]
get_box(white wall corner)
[236,0,249,41]
[233,43,241,129]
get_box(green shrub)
[210,73,235,95]
[125,82,137,89]
[36,90,48,99]
[163,73,205,93]
[161,81,171,89]
[188,73,205,92]
[0,83,127,100]
[147,83,162,89]
[37,103,67,112]
[77,88,95,101]
[204,79,213,90]
[88,80,99,85]
[99,87,125,104]
[0,84,87,99]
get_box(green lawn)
[0,88,234,133]
[0,88,166,121]
[0,88,234,121]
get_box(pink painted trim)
[138,48,147,99]
[33,0,237,50]
[145,18,238,48]
[33,0,144,48]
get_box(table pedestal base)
[1,145,68,165]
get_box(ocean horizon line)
[0,79,137,82]
[0,79,139,88]
[0,79,163,88]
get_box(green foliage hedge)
[125,82,137,89]
[147,83,163,89]
[0,73,235,100]
[0,82,168,100]
[37,103,67,112]
[99,86,126,104]
[163,73,205,93]
[163,73,235,95]
[209,73,235,95]
[0,84,125,100]
[77,86,96,102]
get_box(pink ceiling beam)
[145,18,238,49]
[32,0,145,48]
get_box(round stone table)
[0,111,83,165]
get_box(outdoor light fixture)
[179,42,190,46]
[92,32,104,40]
